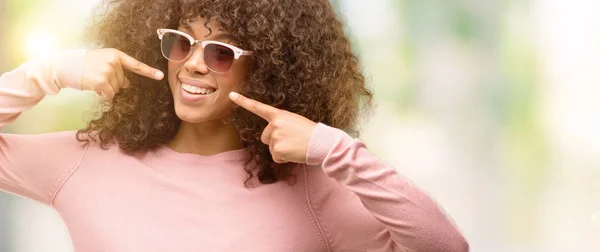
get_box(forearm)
[0,50,86,127]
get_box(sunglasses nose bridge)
[183,42,210,74]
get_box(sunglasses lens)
[161,32,191,61]
[204,43,235,72]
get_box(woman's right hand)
[81,48,164,99]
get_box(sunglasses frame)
[156,28,254,73]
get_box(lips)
[176,77,218,103]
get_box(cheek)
[216,72,246,90]
[167,61,180,77]
[167,62,183,88]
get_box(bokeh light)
[24,30,56,60]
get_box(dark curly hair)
[77,0,373,187]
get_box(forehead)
[178,16,238,44]
[180,17,224,33]
[178,16,236,43]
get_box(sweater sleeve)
[0,49,86,127]
[305,123,469,252]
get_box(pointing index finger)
[229,92,278,121]
[118,51,164,80]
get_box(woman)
[0,0,468,251]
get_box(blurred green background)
[1,0,599,251]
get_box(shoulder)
[0,130,130,166]
[1,130,85,151]
[300,163,352,195]
[300,163,392,249]
[0,130,91,175]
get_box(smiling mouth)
[181,83,216,95]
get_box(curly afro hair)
[78,0,373,187]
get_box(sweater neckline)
[153,145,249,163]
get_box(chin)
[173,104,232,124]
[174,107,209,123]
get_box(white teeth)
[181,83,215,95]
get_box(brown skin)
[229,92,318,164]
[78,0,373,187]
[166,18,249,156]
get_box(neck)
[167,119,243,156]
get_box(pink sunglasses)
[157,28,254,73]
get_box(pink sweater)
[0,51,468,252]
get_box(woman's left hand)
[229,92,318,164]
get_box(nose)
[183,45,210,75]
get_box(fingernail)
[229,92,239,100]
[155,71,164,79]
